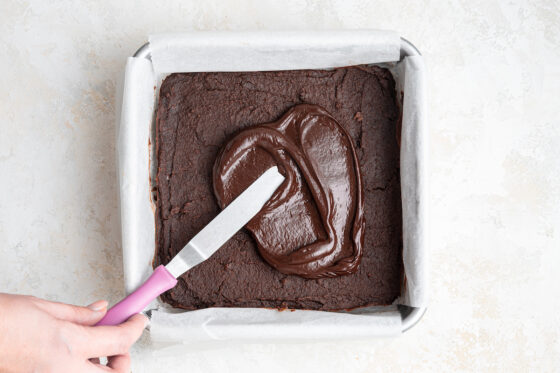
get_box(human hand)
[0,293,148,373]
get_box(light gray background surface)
[1,1,559,371]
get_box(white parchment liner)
[117,30,427,345]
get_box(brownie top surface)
[155,66,403,311]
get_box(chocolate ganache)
[213,104,364,278]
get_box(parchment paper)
[118,30,427,344]
[394,55,428,308]
[149,30,400,73]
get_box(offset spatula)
[96,166,284,326]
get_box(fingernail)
[87,300,108,312]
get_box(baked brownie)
[155,66,403,311]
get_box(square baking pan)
[117,31,427,342]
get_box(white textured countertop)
[1,1,559,371]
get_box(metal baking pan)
[130,36,426,333]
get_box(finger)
[82,313,148,358]
[108,353,131,372]
[82,361,112,373]
[34,298,108,325]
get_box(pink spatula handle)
[96,265,177,326]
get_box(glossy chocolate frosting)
[213,104,364,278]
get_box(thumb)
[35,298,108,326]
